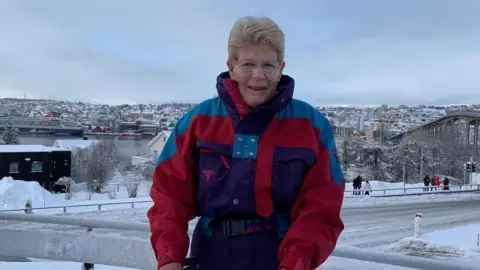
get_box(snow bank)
[388,223,480,260]
[388,237,466,258]
[0,177,66,210]
[343,192,480,207]
[0,262,137,270]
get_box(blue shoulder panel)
[275,99,343,185]
[156,97,228,165]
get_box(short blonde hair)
[228,16,285,62]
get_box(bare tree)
[123,171,141,198]
[398,121,473,182]
[84,140,119,193]
[71,147,88,182]
[56,177,75,200]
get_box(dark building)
[0,145,71,191]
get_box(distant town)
[1,97,480,141]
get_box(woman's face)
[227,44,285,108]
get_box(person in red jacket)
[147,15,345,270]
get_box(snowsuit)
[443,177,450,190]
[363,182,372,195]
[435,176,440,188]
[353,176,362,195]
[148,72,345,270]
[423,175,430,192]
[430,176,436,191]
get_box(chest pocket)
[271,146,316,212]
[195,140,232,213]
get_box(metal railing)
[345,183,480,195]
[0,213,477,270]
[0,199,152,214]
[0,184,478,216]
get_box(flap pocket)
[197,140,232,156]
[273,146,316,166]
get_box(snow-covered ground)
[1,178,480,269]
[388,223,480,262]
[0,258,418,270]
[1,177,479,215]
[345,179,477,195]
[0,177,153,214]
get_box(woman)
[147,15,345,270]
[363,180,372,195]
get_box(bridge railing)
[345,183,480,195]
[0,213,477,270]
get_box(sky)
[0,0,479,106]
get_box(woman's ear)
[227,59,234,78]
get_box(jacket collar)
[215,71,295,117]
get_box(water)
[18,134,151,167]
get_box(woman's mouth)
[247,86,268,91]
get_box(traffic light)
[473,162,477,172]
[466,163,472,172]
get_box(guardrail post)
[414,213,422,238]
[98,204,102,211]
[131,202,134,208]
[63,207,67,214]
[383,189,386,194]
[82,227,95,270]
[117,183,120,192]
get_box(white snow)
[52,139,99,150]
[422,223,480,252]
[0,177,66,209]
[0,144,69,153]
[0,259,416,270]
[388,223,480,261]
[1,176,478,214]
[343,192,480,207]
[343,180,480,207]
[0,262,137,270]
[0,177,152,214]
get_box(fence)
[0,213,477,270]
[1,184,479,215]
[0,199,152,214]
[345,183,480,196]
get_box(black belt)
[200,214,290,237]
[222,217,277,236]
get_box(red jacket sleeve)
[147,119,197,269]
[279,121,345,270]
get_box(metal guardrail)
[1,184,478,215]
[0,200,153,213]
[345,184,480,195]
[0,213,477,270]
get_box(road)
[340,199,480,248]
[1,198,480,254]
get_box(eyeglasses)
[234,60,279,74]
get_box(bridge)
[388,111,480,150]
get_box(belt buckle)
[224,219,247,236]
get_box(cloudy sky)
[0,0,479,106]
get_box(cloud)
[0,0,479,106]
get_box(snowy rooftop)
[52,139,99,150]
[0,145,69,153]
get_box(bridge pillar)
[466,122,471,146]
[474,120,479,155]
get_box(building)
[334,126,354,138]
[147,130,172,157]
[0,145,71,191]
[131,130,172,166]
[357,117,365,131]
